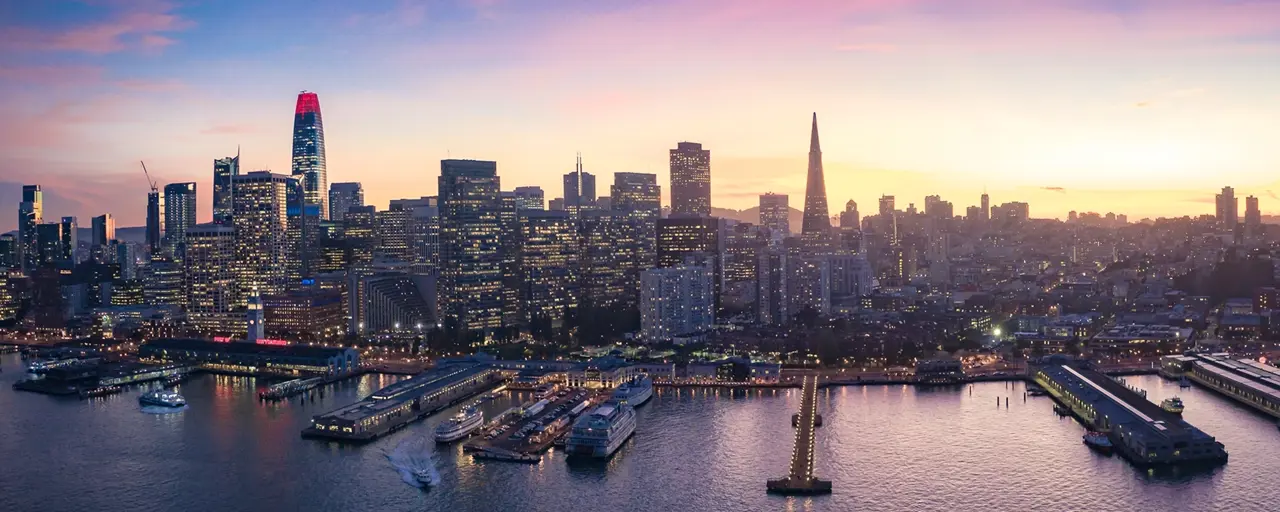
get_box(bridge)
[767,373,832,495]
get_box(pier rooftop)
[1171,353,1280,418]
[306,363,499,441]
[1036,361,1227,466]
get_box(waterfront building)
[263,286,344,341]
[565,357,637,388]
[639,260,715,343]
[18,185,42,272]
[292,91,329,219]
[670,142,711,217]
[513,186,545,211]
[759,193,790,242]
[163,182,197,256]
[517,210,578,327]
[232,172,295,297]
[306,364,499,441]
[142,338,359,374]
[438,159,504,333]
[213,152,240,225]
[328,182,363,223]
[184,223,238,335]
[801,114,830,238]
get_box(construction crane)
[140,160,158,193]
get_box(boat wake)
[139,405,187,414]
[384,437,440,489]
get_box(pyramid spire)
[801,112,831,236]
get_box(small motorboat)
[1161,397,1184,415]
[1083,431,1113,455]
[1026,384,1048,397]
[1179,377,1191,389]
[412,468,436,486]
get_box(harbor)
[464,386,605,461]
[1161,353,1280,419]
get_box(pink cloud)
[0,2,192,54]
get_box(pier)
[767,373,831,495]
[465,388,604,461]
[1034,360,1227,467]
[1163,353,1280,419]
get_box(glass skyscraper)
[438,159,504,333]
[164,182,197,256]
[669,142,711,217]
[213,152,239,225]
[18,184,42,272]
[292,91,328,219]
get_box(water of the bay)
[1,353,1277,512]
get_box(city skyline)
[3,1,1280,228]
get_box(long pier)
[767,373,831,495]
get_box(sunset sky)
[2,0,1279,230]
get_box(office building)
[788,256,831,317]
[144,258,185,308]
[377,206,413,262]
[351,270,436,334]
[517,210,579,326]
[670,142,711,216]
[343,205,378,269]
[184,223,238,334]
[757,249,788,325]
[840,200,859,229]
[513,186,545,211]
[1216,186,1239,228]
[146,189,163,255]
[292,91,328,219]
[611,172,661,293]
[213,152,240,225]
[264,286,344,341]
[18,185,42,272]
[579,211,631,308]
[759,193,790,241]
[35,222,67,267]
[163,182,197,255]
[438,160,504,333]
[801,113,831,237]
[389,197,441,270]
[640,261,715,343]
[0,234,15,269]
[233,172,294,298]
[329,182,363,222]
[563,155,595,217]
[1245,195,1261,242]
[91,214,115,248]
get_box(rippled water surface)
[2,354,1277,511]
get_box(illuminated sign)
[212,336,232,343]
[256,339,290,346]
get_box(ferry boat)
[1161,397,1185,415]
[412,468,437,486]
[80,385,122,399]
[138,389,186,408]
[1083,431,1113,455]
[434,407,484,442]
[611,375,653,407]
[564,403,636,458]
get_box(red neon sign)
[212,336,232,343]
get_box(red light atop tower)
[295,91,320,115]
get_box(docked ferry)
[564,403,636,458]
[434,407,484,443]
[611,375,653,407]
[138,389,186,408]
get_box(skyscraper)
[213,151,240,225]
[328,182,363,222]
[146,189,163,256]
[59,216,77,265]
[513,186,545,211]
[759,193,790,240]
[1215,186,1238,228]
[980,192,990,222]
[292,91,328,219]
[233,172,294,299]
[640,261,715,343]
[611,172,662,291]
[563,156,596,217]
[91,214,115,248]
[438,159,504,333]
[517,210,579,327]
[840,200,859,229]
[18,185,42,272]
[1245,195,1261,242]
[185,223,238,334]
[801,113,830,237]
[670,142,711,217]
[163,182,197,255]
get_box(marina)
[465,387,601,460]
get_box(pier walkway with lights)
[767,373,832,495]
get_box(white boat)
[434,407,484,442]
[412,468,437,486]
[611,375,653,407]
[564,403,636,458]
[139,389,186,408]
